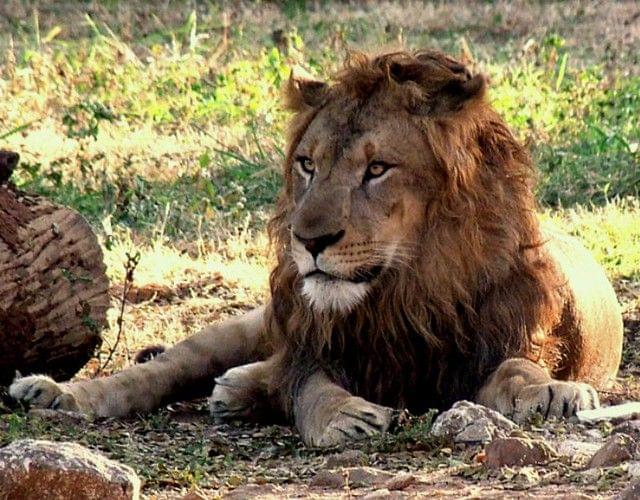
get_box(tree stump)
[0,151,109,385]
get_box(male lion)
[10,50,623,447]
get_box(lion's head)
[268,50,560,412]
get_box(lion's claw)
[513,381,599,423]
[311,397,394,447]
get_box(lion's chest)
[324,329,485,413]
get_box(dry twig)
[99,251,140,373]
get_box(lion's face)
[289,94,430,313]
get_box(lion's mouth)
[304,265,383,284]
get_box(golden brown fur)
[9,50,623,448]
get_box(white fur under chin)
[302,276,370,313]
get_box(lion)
[9,50,623,447]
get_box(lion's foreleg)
[9,307,269,417]
[476,358,599,422]
[293,371,394,447]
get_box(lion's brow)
[332,108,367,162]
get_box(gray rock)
[588,433,636,469]
[583,428,604,440]
[431,400,518,444]
[0,439,140,500]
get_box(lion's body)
[541,225,622,385]
[10,50,623,447]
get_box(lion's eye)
[364,161,393,182]
[296,156,315,176]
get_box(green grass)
[544,199,640,280]
[1,3,638,244]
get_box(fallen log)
[0,151,109,385]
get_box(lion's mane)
[266,51,562,415]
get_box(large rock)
[484,437,557,468]
[431,400,518,444]
[0,439,140,499]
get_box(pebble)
[484,437,557,468]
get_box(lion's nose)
[294,230,345,259]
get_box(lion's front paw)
[310,397,394,448]
[513,381,599,423]
[209,363,264,423]
[8,375,79,411]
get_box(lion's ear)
[433,73,486,113]
[283,67,328,111]
[389,58,486,116]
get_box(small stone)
[346,467,394,487]
[484,437,557,468]
[628,461,640,478]
[618,478,640,500]
[310,470,344,489]
[326,449,368,467]
[0,439,140,500]
[556,439,601,458]
[588,433,636,468]
[384,472,415,491]
[363,488,395,499]
[431,400,518,444]
[613,420,640,439]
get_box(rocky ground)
[0,282,639,499]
